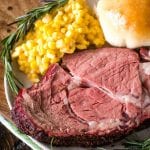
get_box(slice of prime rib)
[11,48,150,146]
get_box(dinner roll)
[96,0,150,48]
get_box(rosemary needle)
[124,138,150,150]
[0,0,68,94]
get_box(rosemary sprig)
[124,138,150,150]
[0,0,68,94]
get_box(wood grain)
[0,0,40,120]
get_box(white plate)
[3,63,51,150]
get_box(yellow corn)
[12,0,105,82]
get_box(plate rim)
[3,75,50,150]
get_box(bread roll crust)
[97,0,150,48]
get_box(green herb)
[124,138,150,150]
[50,137,54,150]
[0,0,68,94]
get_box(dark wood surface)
[0,0,40,148]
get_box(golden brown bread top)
[101,0,150,39]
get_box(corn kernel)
[66,30,72,37]
[57,11,63,16]
[50,57,59,64]
[42,56,50,64]
[26,40,33,49]
[48,41,56,49]
[52,32,58,39]
[37,39,45,45]
[47,53,55,59]
[56,39,64,49]
[61,28,66,33]
[76,44,87,50]
[35,20,43,28]
[36,56,42,65]
[12,46,21,58]
[30,61,37,69]
[42,14,51,23]
[77,28,83,33]
[67,24,73,30]
[63,15,68,22]
[75,3,82,9]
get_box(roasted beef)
[11,48,150,146]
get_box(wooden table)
[0,0,40,120]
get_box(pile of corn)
[12,0,105,82]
